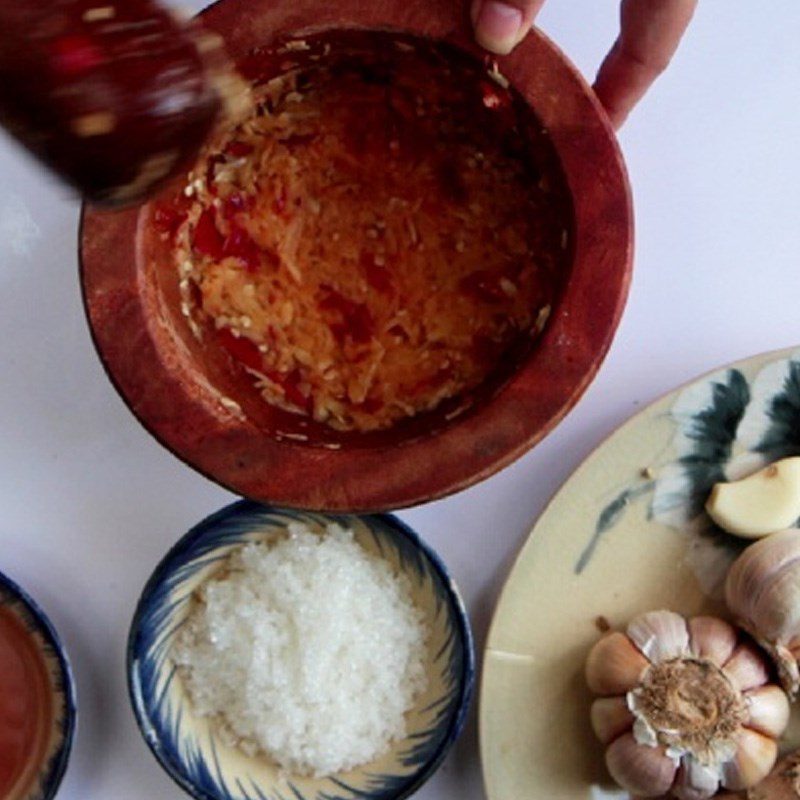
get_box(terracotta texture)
[80,0,633,511]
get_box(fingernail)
[473,0,523,55]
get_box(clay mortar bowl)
[80,0,633,511]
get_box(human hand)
[470,0,697,129]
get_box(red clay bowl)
[79,0,633,511]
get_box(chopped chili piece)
[479,80,511,110]
[388,324,409,341]
[237,49,271,83]
[222,223,262,272]
[225,140,255,158]
[327,322,347,343]
[153,206,186,237]
[192,208,225,259]
[265,368,310,411]
[349,304,376,343]
[319,287,375,344]
[318,286,355,316]
[217,328,264,372]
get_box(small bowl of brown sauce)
[80,0,633,511]
[0,569,76,800]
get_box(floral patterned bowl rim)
[0,568,77,800]
[480,346,800,800]
[127,500,475,800]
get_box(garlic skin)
[586,611,788,800]
[716,748,800,800]
[725,528,800,697]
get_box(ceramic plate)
[480,346,800,800]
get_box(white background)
[1,2,799,798]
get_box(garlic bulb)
[586,610,789,799]
[725,528,800,697]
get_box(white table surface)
[2,2,799,798]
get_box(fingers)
[594,0,697,129]
[471,0,546,55]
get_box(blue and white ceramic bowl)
[0,569,76,800]
[128,501,475,800]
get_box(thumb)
[471,0,546,55]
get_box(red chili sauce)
[0,606,52,797]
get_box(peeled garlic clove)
[627,610,690,663]
[743,685,790,737]
[672,757,720,800]
[723,642,770,692]
[725,529,800,634]
[720,728,778,791]
[706,457,800,538]
[688,616,737,666]
[605,733,677,797]
[586,632,650,695]
[591,696,635,745]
